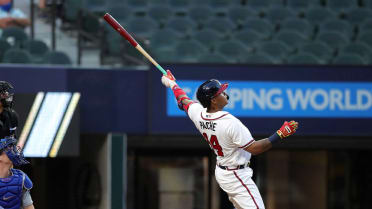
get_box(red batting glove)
[277,120,299,139]
[166,70,176,81]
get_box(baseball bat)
[103,13,167,75]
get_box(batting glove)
[277,120,299,139]
[161,70,177,89]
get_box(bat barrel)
[103,13,138,47]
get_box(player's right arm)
[244,121,299,155]
[161,70,195,112]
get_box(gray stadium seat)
[300,41,334,63]
[287,52,323,64]
[317,31,349,50]
[340,42,372,59]
[243,52,277,64]
[149,28,182,53]
[166,17,197,37]
[126,16,159,39]
[257,41,291,63]
[242,18,275,40]
[63,0,83,23]
[192,28,223,51]
[358,31,372,47]
[0,39,11,61]
[233,30,262,48]
[188,5,213,26]
[84,0,106,12]
[43,51,72,65]
[319,19,354,39]
[175,40,209,61]
[326,0,358,13]
[1,27,28,48]
[280,18,314,39]
[204,16,236,36]
[216,40,250,63]
[267,6,295,25]
[2,48,32,64]
[305,7,336,26]
[107,6,132,22]
[359,19,372,34]
[228,6,255,24]
[153,49,179,63]
[148,5,173,25]
[332,53,366,65]
[22,39,50,63]
[346,8,372,27]
[274,30,309,52]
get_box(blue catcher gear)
[0,169,33,209]
[0,138,29,166]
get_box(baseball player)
[161,71,299,209]
[0,81,35,209]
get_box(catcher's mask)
[0,137,29,166]
[0,81,14,108]
[196,79,229,108]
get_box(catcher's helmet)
[196,79,228,108]
[0,81,14,108]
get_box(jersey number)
[202,133,224,157]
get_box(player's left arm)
[244,121,299,155]
[161,70,194,112]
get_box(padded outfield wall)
[1,64,372,136]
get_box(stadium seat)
[357,31,372,48]
[149,28,182,53]
[257,41,291,63]
[0,39,11,61]
[242,52,277,64]
[42,51,72,65]
[188,5,213,26]
[300,41,334,63]
[198,52,229,63]
[346,8,372,27]
[148,5,173,25]
[192,28,223,51]
[242,18,275,40]
[305,7,336,26]
[126,16,159,39]
[339,42,372,59]
[319,19,354,40]
[359,18,372,34]
[215,40,250,63]
[166,17,197,38]
[169,0,189,15]
[22,39,50,63]
[266,6,295,25]
[1,27,28,48]
[175,40,209,61]
[326,0,358,13]
[203,16,236,36]
[153,48,179,63]
[274,30,309,52]
[287,52,323,64]
[362,0,372,9]
[84,0,106,12]
[279,18,314,39]
[63,0,83,24]
[332,53,366,65]
[127,0,148,15]
[316,31,349,50]
[287,0,313,13]
[233,30,262,48]
[107,6,132,22]
[2,49,32,64]
[228,5,255,25]
[209,0,241,15]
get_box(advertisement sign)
[167,81,372,118]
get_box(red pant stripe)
[233,171,259,209]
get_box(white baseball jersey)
[188,103,255,167]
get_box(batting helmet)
[196,79,229,108]
[0,81,14,108]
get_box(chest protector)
[0,169,33,209]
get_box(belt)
[218,162,250,171]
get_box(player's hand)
[161,70,177,88]
[277,120,299,139]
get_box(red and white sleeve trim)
[239,139,255,149]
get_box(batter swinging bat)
[103,13,167,75]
